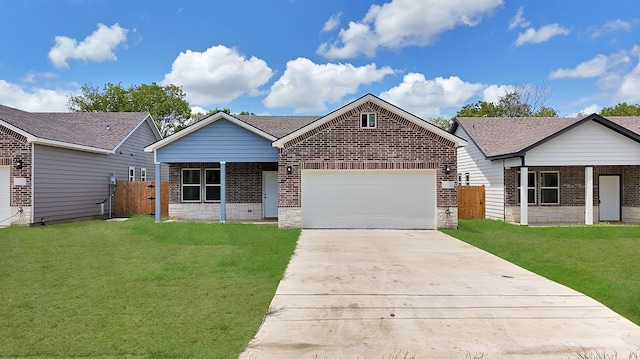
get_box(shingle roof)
[233,115,321,138]
[0,104,151,151]
[455,115,640,158]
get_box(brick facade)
[168,162,277,204]
[505,166,640,207]
[1,125,31,208]
[277,101,458,213]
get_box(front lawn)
[442,220,640,326]
[0,217,300,359]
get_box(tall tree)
[427,116,454,131]
[68,82,191,137]
[600,102,640,116]
[455,83,557,118]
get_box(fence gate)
[457,185,485,220]
[114,181,169,217]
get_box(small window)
[457,173,463,186]
[204,169,221,202]
[540,171,559,204]
[517,171,536,204]
[128,166,135,181]
[360,113,377,128]
[182,169,201,202]
[464,173,470,186]
[140,168,147,181]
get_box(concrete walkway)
[240,230,640,359]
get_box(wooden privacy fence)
[457,185,485,220]
[114,181,169,217]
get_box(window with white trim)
[128,166,135,181]
[360,113,377,128]
[517,171,536,204]
[540,171,559,204]
[464,173,470,186]
[457,173,463,186]
[204,168,221,202]
[182,169,201,202]
[140,168,147,181]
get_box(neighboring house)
[144,94,466,229]
[451,114,640,225]
[0,105,163,226]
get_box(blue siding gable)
[156,119,277,163]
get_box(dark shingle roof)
[455,115,640,158]
[234,115,321,138]
[0,104,151,151]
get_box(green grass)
[442,220,640,326]
[0,217,300,359]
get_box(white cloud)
[590,19,633,39]
[318,0,503,59]
[617,62,640,103]
[482,84,515,103]
[48,23,128,69]
[264,58,394,112]
[162,45,273,107]
[508,7,530,30]
[514,23,570,46]
[322,13,342,32]
[0,80,73,112]
[379,73,484,118]
[549,55,612,79]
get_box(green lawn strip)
[442,220,640,326]
[0,217,300,358]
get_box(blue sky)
[1,0,639,119]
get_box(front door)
[262,171,278,218]
[599,175,621,221]
[0,167,10,226]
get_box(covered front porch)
[506,165,640,225]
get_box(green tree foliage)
[68,82,191,137]
[600,102,640,116]
[455,84,558,118]
[428,116,454,131]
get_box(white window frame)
[181,168,201,202]
[517,171,537,205]
[464,173,470,186]
[540,171,560,205]
[204,168,221,202]
[457,173,463,186]
[360,113,377,128]
[128,166,135,181]
[140,168,147,181]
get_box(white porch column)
[585,166,593,225]
[520,167,528,226]
[220,161,226,223]
[154,162,161,223]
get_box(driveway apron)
[240,230,640,359]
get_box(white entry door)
[302,170,436,229]
[599,175,620,221]
[0,167,10,226]
[262,171,278,218]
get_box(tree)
[427,116,453,131]
[68,82,191,137]
[600,102,640,116]
[455,83,557,118]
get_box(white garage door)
[0,167,10,226]
[302,170,436,229]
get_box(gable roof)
[0,104,158,154]
[452,113,640,160]
[272,93,467,148]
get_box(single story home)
[451,113,640,225]
[0,105,162,226]
[144,94,466,229]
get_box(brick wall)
[277,101,458,208]
[1,126,31,207]
[168,162,277,204]
[504,165,640,207]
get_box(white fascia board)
[114,113,159,152]
[144,112,276,152]
[272,93,467,148]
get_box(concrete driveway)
[240,230,640,359]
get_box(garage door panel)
[302,170,435,229]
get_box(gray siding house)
[452,114,640,225]
[0,105,162,226]
[145,94,467,229]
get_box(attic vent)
[0,158,12,166]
